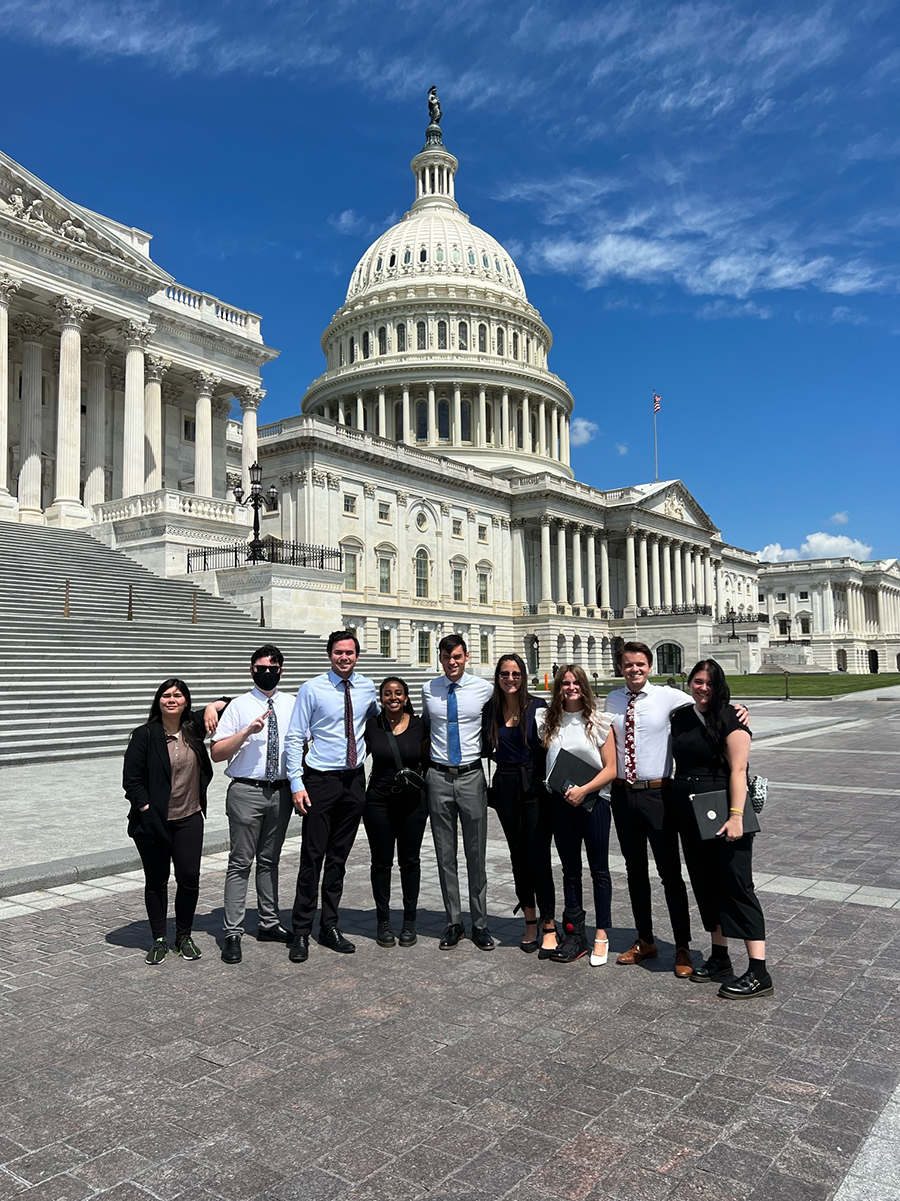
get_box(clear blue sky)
[2,1,897,561]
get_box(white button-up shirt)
[422,672,493,766]
[604,683,692,780]
[212,686,297,781]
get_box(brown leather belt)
[614,778,670,791]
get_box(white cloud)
[615,442,628,456]
[328,209,366,235]
[830,306,867,325]
[569,417,599,446]
[758,531,873,562]
[830,511,849,524]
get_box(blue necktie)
[447,683,461,765]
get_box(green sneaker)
[174,935,202,960]
[145,938,168,966]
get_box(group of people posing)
[122,634,773,1001]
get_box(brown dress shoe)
[674,947,694,978]
[616,939,658,965]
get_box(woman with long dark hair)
[363,676,429,948]
[671,659,772,999]
[536,665,617,964]
[123,679,225,965]
[482,653,557,955]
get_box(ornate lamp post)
[232,461,278,563]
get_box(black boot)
[549,908,588,963]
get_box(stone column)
[376,386,386,438]
[586,528,597,609]
[661,539,673,608]
[355,391,364,430]
[451,383,461,443]
[704,554,714,614]
[427,382,436,447]
[538,398,547,456]
[82,335,111,510]
[562,415,571,466]
[673,541,684,606]
[522,395,531,453]
[0,274,21,515]
[572,523,583,605]
[694,552,705,607]
[143,354,170,493]
[511,518,526,604]
[683,545,694,605]
[401,385,411,444]
[556,520,568,605]
[191,370,220,497]
[237,386,263,495]
[551,405,559,460]
[625,527,637,612]
[638,533,649,609]
[45,296,92,525]
[599,534,610,610]
[539,515,553,604]
[14,315,52,521]
[120,321,153,498]
[650,536,661,609]
[501,389,510,449]
[477,385,487,447]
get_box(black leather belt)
[231,777,288,788]
[430,761,482,776]
[614,778,671,791]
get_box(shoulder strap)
[384,722,405,773]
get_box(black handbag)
[384,722,425,798]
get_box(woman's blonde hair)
[541,663,599,747]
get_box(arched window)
[419,246,427,263]
[478,323,487,353]
[438,399,450,440]
[458,321,468,350]
[437,320,447,349]
[417,321,427,350]
[362,331,370,359]
[460,400,471,442]
[349,337,355,363]
[389,251,396,268]
[416,400,427,441]
[512,332,519,359]
[394,401,403,441]
[375,256,383,272]
[338,342,344,367]
[452,246,461,263]
[656,643,683,675]
[497,328,505,356]
[378,326,386,355]
[468,248,476,265]
[482,252,490,268]
[415,550,429,598]
[403,248,411,265]
[526,337,531,362]
[485,404,493,444]
[436,245,444,263]
[396,323,406,353]
[516,407,523,449]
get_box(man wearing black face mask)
[211,644,296,963]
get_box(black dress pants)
[133,810,204,940]
[611,783,691,947]
[362,789,428,923]
[551,793,612,928]
[291,767,366,936]
[491,766,556,921]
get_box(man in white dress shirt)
[211,644,296,964]
[422,634,494,949]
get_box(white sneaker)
[590,937,609,967]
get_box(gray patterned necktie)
[265,697,279,782]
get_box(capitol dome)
[301,101,575,479]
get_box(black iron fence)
[187,541,343,573]
[719,611,769,624]
[612,604,713,619]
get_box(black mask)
[252,666,281,691]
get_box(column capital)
[363,482,376,498]
[570,521,584,535]
[625,523,639,538]
[0,273,21,304]
[279,471,295,488]
[237,385,265,411]
[54,295,92,330]
[511,517,527,529]
[82,334,112,362]
[145,354,171,383]
[540,514,553,527]
[109,364,126,391]
[466,507,477,521]
[161,380,182,405]
[556,518,570,531]
[192,371,221,396]
[13,313,53,342]
[118,319,154,349]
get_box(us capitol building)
[2,96,898,676]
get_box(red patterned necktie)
[343,680,357,768]
[624,691,638,784]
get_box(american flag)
[653,392,661,413]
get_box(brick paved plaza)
[1,699,899,1201]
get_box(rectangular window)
[378,502,390,520]
[379,558,391,594]
[343,494,357,514]
[758,593,765,604]
[415,553,429,598]
[452,518,463,536]
[453,569,463,602]
[478,524,487,542]
[417,631,431,665]
[799,591,809,600]
[778,619,788,635]
[478,572,488,604]
[417,321,426,350]
[776,592,786,602]
[183,418,196,443]
[380,627,392,658]
[480,633,490,663]
[396,323,406,353]
[800,616,811,634]
[344,552,358,590]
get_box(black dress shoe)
[257,924,292,943]
[718,968,774,999]
[288,933,309,962]
[221,935,242,964]
[439,923,465,949]
[376,921,396,948]
[471,927,495,951]
[690,956,733,983]
[319,926,355,953]
[399,918,417,947]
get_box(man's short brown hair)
[617,640,653,667]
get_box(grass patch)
[532,673,900,698]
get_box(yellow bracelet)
[729,808,744,816]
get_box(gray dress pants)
[223,780,293,936]
[426,766,488,930]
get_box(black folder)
[547,749,603,813]
[689,789,761,840]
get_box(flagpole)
[653,391,659,482]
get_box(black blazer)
[123,711,213,845]
[481,695,547,764]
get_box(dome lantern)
[410,87,459,213]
